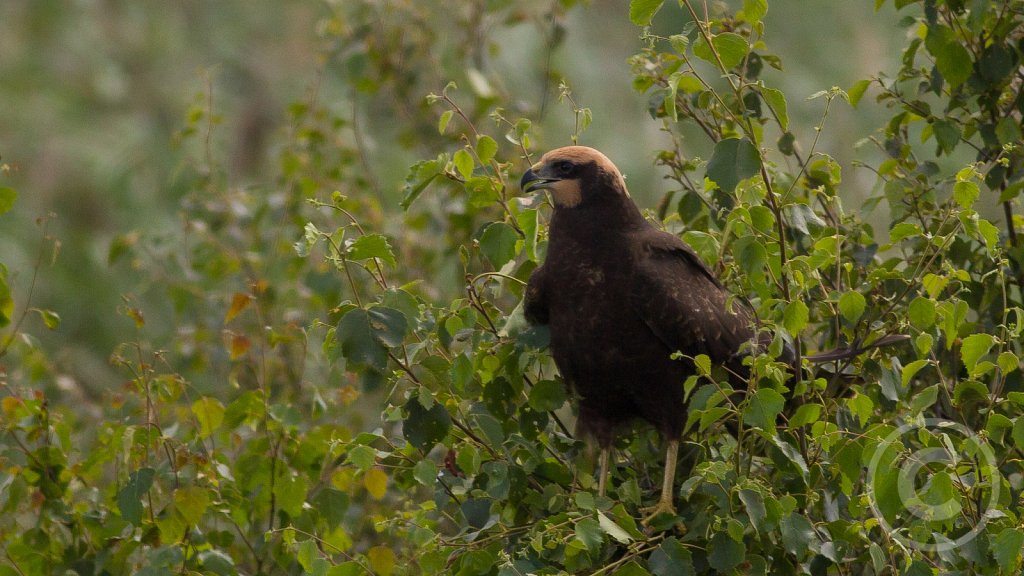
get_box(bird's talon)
[640,501,677,526]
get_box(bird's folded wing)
[630,230,752,362]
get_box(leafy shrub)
[2,0,1024,574]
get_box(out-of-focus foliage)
[2,0,1024,574]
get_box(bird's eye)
[554,161,574,176]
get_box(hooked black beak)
[520,166,560,193]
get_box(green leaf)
[772,435,809,477]
[192,397,225,438]
[403,396,451,451]
[649,537,694,576]
[910,384,939,414]
[438,110,453,134]
[908,297,936,329]
[934,38,973,88]
[681,231,720,266]
[699,406,731,432]
[117,467,155,525]
[413,459,437,486]
[347,234,397,267]
[297,540,323,574]
[993,110,1020,146]
[528,379,567,412]
[789,403,821,427]
[275,474,309,517]
[783,299,808,334]
[628,0,664,26]
[694,354,711,376]
[597,510,633,543]
[346,445,376,471]
[838,291,866,323]
[0,266,11,328]
[738,489,769,534]
[328,563,362,576]
[174,486,211,525]
[742,0,768,22]
[706,138,761,193]
[780,513,815,556]
[922,273,949,299]
[694,33,749,70]
[847,79,871,108]
[992,527,1024,573]
[953,180,979,209]
[846,393,874,426]
[453,149,474,179]
[743,388,785,430]
[961,333,995,374]
[479,221,519,269]
[475,135,498,164]
[335,307,408,372]
[707,531,745,572]
[669,34,689,54]
[978,218,999,253]
[314,488,350,529]
[889,222,921,243]
[35,308,60,330]
[367,307,407,347]
[901,359,930,387]
[932,119,960,154]
[998,351,1019,375]
[1001,181,1024,202]
[1012,417,1024,451]
[0,187,16,215]
[574,517,604,552]
[915,333,934,358]
[401,156,443,210]
[760,86,788,130]
[940,300,970,350]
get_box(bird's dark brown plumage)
[521,146,761,517]
[523,146,756,445]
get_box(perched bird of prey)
[520,146,769,521]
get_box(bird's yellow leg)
[597,446,610,497]
[641,439,679,525]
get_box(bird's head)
[520,146,630,209]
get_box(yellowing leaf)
[229,333,251,360]
[127,307,145,328]
[2,396,23,417]
[338,385,360,406]
[368,545,396,576]
[364,468,388,500]
[225,292,251,323]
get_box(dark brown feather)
[522,146,761,446]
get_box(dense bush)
[2,0,1024,574]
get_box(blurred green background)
[0,0,903,396]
